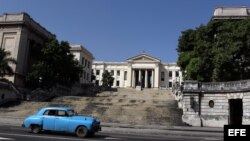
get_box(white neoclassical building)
[70,45,94,84]
[92,53,182,88]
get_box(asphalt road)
[0,125,223,141]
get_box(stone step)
[78,88,184,126]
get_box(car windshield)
[67,110,77,116]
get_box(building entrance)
[133,69,153,88]
[229,99,243,125]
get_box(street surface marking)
[0,137,14,140]
[203,137,223,140]
[0,133,99,141]
[104,137,121,140]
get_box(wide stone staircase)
[0,88,184,126]
[52,88,184,126]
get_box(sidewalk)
[102,122,223,137]
[0,116,223,133]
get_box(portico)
[127,53,160,88]
[131,69,154,88]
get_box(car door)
[54,110,70,131]
[42,110,56,130]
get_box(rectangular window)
[117,70,120,76]
[82,57,85,65]
[85,60,87,67]
[88,61,90,68]
[176,71,179,77]
[95,80,99,86]
[161,71,165,81]
[57,110,67,117]
[169,71,172,77]
[2,33,17,53]
[96,70,100,75]
[111,70,114,76]
[116,81,120,87]
[44,110,56,116]
[83,71,86,79]
[87,73,89,81]
[124,71,127,80]
[169,82,172,88]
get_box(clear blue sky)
[0,0,249,62]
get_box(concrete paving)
[0,124,223,141]
[0,116,223,136]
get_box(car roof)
[42,107,74,111]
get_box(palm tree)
[0,48,17,78]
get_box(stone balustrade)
[183,79,250,92]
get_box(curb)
[101,122,223,133]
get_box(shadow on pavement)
[34,131,109,139]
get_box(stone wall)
[177,80,250,127]
[0,81,22,105]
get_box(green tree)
[0,48,17,78]
[26,38,82,89]
[177,19,250,82]
[101,70,114,88]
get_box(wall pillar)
[127,64,132,87]
[145,70,148,88]
[132,69,135,88]
[152,70,154,88]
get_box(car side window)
[44,110,56,116]
[57,110,68,117]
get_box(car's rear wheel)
[31,125,41,134]
[76,126,88,138]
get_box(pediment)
[127,53,160,63]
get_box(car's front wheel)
[76,126,88,138]
[31,125,41,134]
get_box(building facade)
[0,13,54,87]
[212,6,250,20]
[70,45,94,84]
[174,80,250,127]
[92,53,182,88]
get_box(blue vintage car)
[22,107,101,137]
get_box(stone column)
[154,64,160,88]
[114,70,117,87]
[120,70,124,87]
[145,70,148,88]
[152,70,154,88]
[132,69,135,88]
[127,64,132,88]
